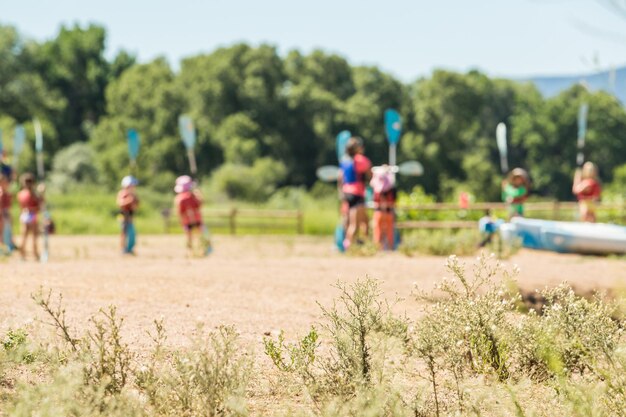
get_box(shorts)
[183,222,201,231]
[19,211,37,225]
[343,194,365,208]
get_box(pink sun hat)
[174,175,195,193]
[370,166,395,194]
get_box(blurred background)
[2,0,626,233]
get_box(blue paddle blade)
[336,130,351,163]
[13,125,25,156]
[384,109,402,145]
[178,115,196,150]
[127,129,140,161]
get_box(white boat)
[500,218,626,255]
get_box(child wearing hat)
[502,168,530,219]
[17,173,44,260]
[174,175,205,255]
[370,165,397,250]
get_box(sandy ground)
[1,235,626,350]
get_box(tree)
[36,24,111,145]
[90,58,185,187]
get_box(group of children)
[337,135,604,253]
[0,162,47,260]
[338,137,398,251]
[499,161,602,221]
[2,139,605,259]
[116,174,207,256]
[479,161,602,247]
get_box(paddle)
[336,130,351,163]
[496,122,508,175]
[13,125,25,171]
[125,129,140,254]
[317,161,423,182]
[178,115,198,175]
[576,103,589,167]
[127,129,140,173]
[33,118,50,263]
[384,109,402,166]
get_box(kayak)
[500,217,626,255]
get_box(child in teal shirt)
[502,168,529,219]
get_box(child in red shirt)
[573,162,602,223]
[174,175,204,255]
[17,173,44,260]
[338,137,372,250]
[370,166,397,250]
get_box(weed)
[84,306,133,395]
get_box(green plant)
[31,287,80,351]
[539,285,621,375]
[411,254,519,415]
[138,325,251,417]
[84,306,133,395]
[265,277,409,404]
[2,328,35,364]
[264,327,319,374]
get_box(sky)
[3,0,626,81]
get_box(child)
[502,168,529,219]
[174,175,206,255]
[572,161,601,223]
[338,137,372,250]
[117,175,139,255]
[17,173,44,260]
[370,166,397,250]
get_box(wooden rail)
[201,208,303,235]
[395,201,626,230]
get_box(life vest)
[341,158,362,185]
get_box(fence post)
[552,201,560,220]
[297,210,304,234]
[229,208,237,235]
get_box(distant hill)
[526,65,626,103]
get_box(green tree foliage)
[34,24,109,145]
[90,58,185,188]
[49,142,99,192]
[1,24,625,201]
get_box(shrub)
[265,277,409,403]
[49,142,99,192]
[137,324,251,417]
[211,158,287,202]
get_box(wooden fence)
[160,201,625,234]
[200,208,304,235]
[395,201,626,230]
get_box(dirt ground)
[1,235,626,350]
